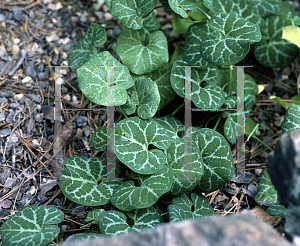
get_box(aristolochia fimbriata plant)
[2,1,300,245]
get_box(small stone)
[72,95,78,103]
[35,113,44,122]
[14,38,20,44]
[12,6,25,22]
[84,128,90,137]
[22,76,33,83]
[9,102,20,109]
[0,98,8,106]
[77,116,88,127]
[46,33,59,43]
[94,11,103,19]
[63,94,71,101]
[0,127,11,138]
[0,14,6,22]
[38,72,48,80]
[6,132,20,149]
[104,12,113,20]
[14,94,24,101]
[11,44,20,56]
[25,62,36,78]
[47,2,63,11]
[80,14,88,22]
[27,94,42,103]
[0,91,14,97]
[0,111,5,122]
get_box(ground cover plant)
[1,0,300,245]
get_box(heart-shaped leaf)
[142,11,160,34]
[207,0,263,26]
[253,15,299,68]
[131,62,176,110]
[248,0,282,17]
[224,115,236,145]
[120,78,160,119]
[200,12,261,66]
[267,203,287,218]
[170,56,225,109]
[160,0,175,14]
[269,95,300,110]
[116,27,168,75]
[166,137,204,195]
[254,168,278,206]
[192,128,235,193]
[153,115,185,140]
[1,205,64,246]
[282,103,300,134]
[98,206,163,235]
[167,192,216,222]
[110,0,157,29]
[68,24,107,69]
[60,155,122,206]
[92,127,107,152]
[168,0,197,18]
[77,51,134,106]
[282,25,300,48]
[114,117,171,174]
[111,165,173,211]
[85,208,106,223]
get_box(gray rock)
[0,91,14,98]
[0,111,6,122]
[266,129,300,242]
[24,62,37,78]
[27,94,42,103]
[0,98,8,105]
[12,6,25,22]
[62,211,292,246]
[77,116,88,127]
[9,102,20,109]
[5,132,20,149]
[0,127,11,138]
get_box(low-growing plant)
[1,0,300,245]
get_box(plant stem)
[51,241,58,245]
[213,113,222,131]
[228,65,233,97]
[104,33,120,51]
[197,7,211,20]
[118,106,128,118]
[205,113,220,128]
[246,134,273,152]
[171,102,185,116]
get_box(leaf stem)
[171,102,185,116]
[205,113,220,128]
[118,106,128,118]
[197,7,211,20]
[245,133,273,152]
[213,112,222,131]
[104,33,120,51]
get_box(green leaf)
[253,15,300,68]
[267,203,287,218]
[120,78,160,119]
[172,15,194,34]
[200,12,261,66]
[60,155,122,206]
[114,117,171,174]
[224,115,236,145]
[98,206,163,235]
[131,62,176,110]
[92,127,107,152]
[110,0,157,29]
[282,25,300,49]
[77,51,134,106]
[111,165,173,211]
[116,27,169,75]
[85,208,106,223]
[248,0,282,17]
[159,0,175,14]
[68,24,107,69]
[193,128,235,193]
[208,0,263,27]
[254,169,278,206]
[1,205,64,246]
[153,115,185,140]
[282,103,300,134]
[105,0,112,8]
[166,137,204,195]
[170,56,225,109]
[269,94,300,110]
[142,11,160,34]
[167,193,216,222]
[171,44,185,62]
[168,0,197,18]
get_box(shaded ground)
[0,0,299,244]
